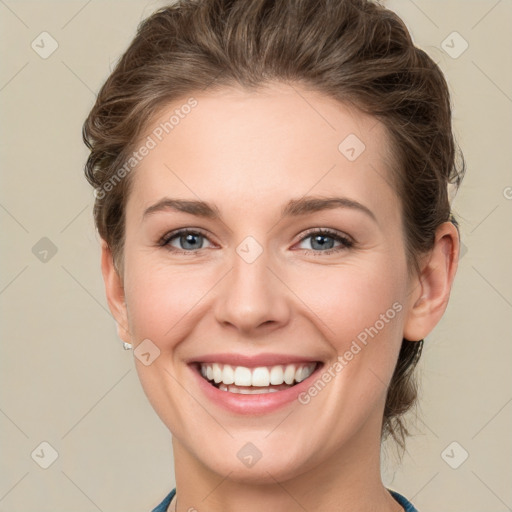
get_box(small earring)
[122,341,133,350]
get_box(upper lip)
[187,353,322,368]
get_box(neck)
[170,415,402,512]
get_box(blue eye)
[159,228,353,255]
[161,229,213,252]
[296,229,353,254]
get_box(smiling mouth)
[195,361,321,394]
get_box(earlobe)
[100,241,131,344]
[403,222,460,342]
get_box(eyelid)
[291,227,354,254]
[159,227,216,248]
[294,227,353,245]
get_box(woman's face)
[108,83,424,483]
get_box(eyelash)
[158,228,354,256]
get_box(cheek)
[122,255,217,343]
[294,257,406,341]
[291,259,407,395]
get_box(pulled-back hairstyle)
[83,0,465,450]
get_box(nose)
[213,243,291,336]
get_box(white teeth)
[233,366,252,386]
[251,367,270,387]
[218,383,288,394]
[295,366,310,383]
[222,364,234,385]
[269,365,284,385]
[199,362,317,388]
[283,364,296,385]
[302,364,316,381]
[213,363,223,383]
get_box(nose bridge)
[214,235,289,333]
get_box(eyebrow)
[142,195,377,223]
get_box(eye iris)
[181,233,202,250]
[311,234,334,250]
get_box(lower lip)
[189,363,324,415]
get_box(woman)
[83,0,464,510]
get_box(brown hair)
[83,0,465,450]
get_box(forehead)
[127,83,399,223]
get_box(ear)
[100,240,131,344]
[403,222,460,342]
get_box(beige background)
[0,1,511,511]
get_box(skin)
[101,82,459,512]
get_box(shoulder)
[150,487,176,512]
[389,489,419,512]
